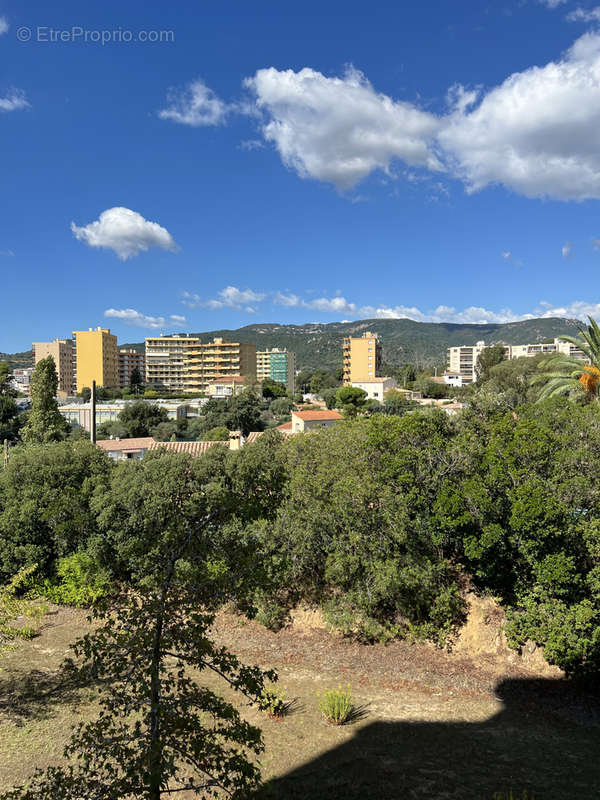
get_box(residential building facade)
[72,327,118,393]
[447,338,589,384]
[118,349,145,389]
[33,338,75,396]
[184,338,257,394]
[145,335,200,393]
[207,376,247,398]
[351,377,397,401]
[291,409,342,433]
[256,348,296,393]
[10,367,34,396]
[343,331,382,384]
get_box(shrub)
[258,684,286,718]
[39,551,110,607]
[317,685,354,725]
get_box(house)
[351,377,397,401]
[96,437,155,461]
[207,376,247,398]
[291,409,343,433]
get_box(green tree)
[0,441,111,581]
[226,389,263,436]
[335,386,367,416]
[534,316,600,402]
[269,397,293,418]
[96,420,129,440]
[79,386,92,402]
[0,395,22,443]
[21,357,69,444]
[0,361,16,397]
[2,451,276,799]
[151,421,178,441]
[262,378,287,399]
[118,401,169,438]
[475,344,507,383]
[129,366,144,395]
[383,389,415,416]
[201,425,230,441]
[321,388,337,410]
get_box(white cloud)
[104,308,187,329]
[71,207,179,260]
[539,0,568,8]
[439,33,600,200]
[182,286,266,312]
[0,16,8,35]
[158,79,231,126]
[566,5,600,20]
[273,291,301,307]
[244,66,443,190]
[562,241,573,257]
[237,33,600,200]
[502,251,511,260]
[0,90,29,112]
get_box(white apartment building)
[447,338,588,384]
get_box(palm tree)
[534,316,600,402]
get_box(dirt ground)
[0,598,598,800]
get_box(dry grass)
[0,606,598,800]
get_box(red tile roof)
[276,421,293,432]
[148,440,229,457]
[293,410,343,421]
[245,432,264,443]
[96,437,154,452]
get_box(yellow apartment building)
[72,327,118,393]
[32,338,75,397]
[185,338,257,393]
[343,331,382,384]
[145,335,199,393]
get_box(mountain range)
[3,317,584,373]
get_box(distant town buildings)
[184,337,257,394]
[59,399,190,433]
[145,334,199,393]
[33,338,75,396]
[118,349,145,389]
[256,348,296,393]
[72,327,118,393]
[343,331,382,384]
[10,367,34,396]
[447,338,588,384]
[144,335,258,394]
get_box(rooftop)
[96,437,154,452]
[293,410,343,421]
[148,440,229,457]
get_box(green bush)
[258,684,286,718]
[40,552,110,607]
[317,685,354,725]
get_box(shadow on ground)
[0,665,93,726]
[259,678,600,800]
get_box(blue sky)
[2,0,600,351]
